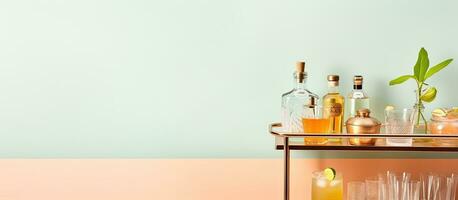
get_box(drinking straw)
[420,175,426,200]
[428,175,434,200]
[451,174,456,200]
[446,177,452,200]
[413,181,420,200]
[432,177,439,200]
[400,172,411,200]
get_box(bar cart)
[269,123,458,200]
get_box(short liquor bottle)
[281,61,320,132]
[323,75,344,135]
[348,75,370,117]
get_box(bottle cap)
[353,75,363,85]
[327,75,339,86]
[327,75,339,82]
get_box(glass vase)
[412,103,426,133]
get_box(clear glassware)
[347,181,366,200]
[281,61,319,132]
[302,105,330,145]
[378,171,415,200]
[412,101,426,134]
[345,171,455,200]
[365,177,386,200]
[385,108,415,146]
[311,171,343,200]
[420,173,457,200]
[412,85,433,134]
[348,75,370,118]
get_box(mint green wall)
[0,0,457,158]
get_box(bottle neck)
[328,84,340,94]
[353,84,363,90]
[293,72,307,89]
[295,80,307,89]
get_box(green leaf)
[420,87,437,102]
[418,48,429,82]
[413,48,424,79]
[389,75,416,86]
[424,59,453,80]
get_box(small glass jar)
[430,117,458,146]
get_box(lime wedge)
[451,107,458,113]
[420,87,437,102]
[448,107,458,119]
[432,108,447,117]
[323,167,336,181]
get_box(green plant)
[389,48,453,132]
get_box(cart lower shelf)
[269,123,458,200]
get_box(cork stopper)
[295,61,306,83]
[296,61,305,73]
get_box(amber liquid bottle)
[323,75,344,142]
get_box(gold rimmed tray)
[270,123,458,152]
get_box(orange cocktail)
[311,171,343,200]
[302,118,330,145]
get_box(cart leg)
[284,137,290,200]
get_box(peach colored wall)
[0,159,456,200]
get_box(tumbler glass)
[366,178,386,200]
[311,171,343,200]
[385,109,415,146]
[302,105,330,145]
[347,181,366,200]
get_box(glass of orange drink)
[302,105,331,145]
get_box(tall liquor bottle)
[348,75,370,117]
[281,61,319,132]
[323,75,344,136]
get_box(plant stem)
[416,83,422,125]
[420,110,428,133]
[416,83,428,133]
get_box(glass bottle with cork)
[281,61,319,132]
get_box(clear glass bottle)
[323,75,344,136]
[413,102,426,132]
[281,61,319,132]
[348,75,370,118]
[412,88,428,134]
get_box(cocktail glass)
[302,105,330,145]
[311,171,343,200]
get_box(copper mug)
[346,109,381,146]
